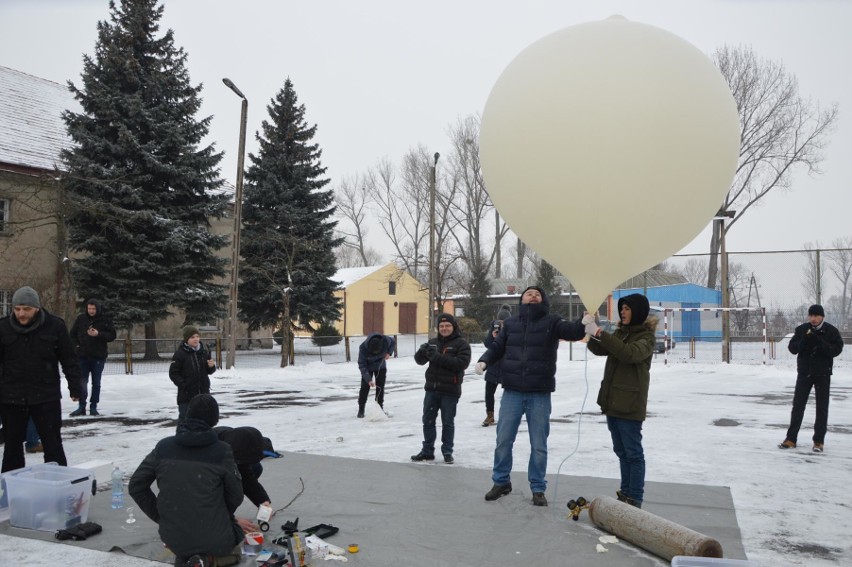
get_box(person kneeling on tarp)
[129,394,244,567]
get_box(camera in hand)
[491,321,503,333]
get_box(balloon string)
[551,344,590,520]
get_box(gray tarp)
[0,452,747,566]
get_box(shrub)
[312,322,343,347]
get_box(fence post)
[345,336,351,362]
[289,334,295,366]
[215,336,223,369]
[124,336,133,375]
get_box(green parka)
[587,316,657,421]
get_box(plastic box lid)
[671,557,758,567]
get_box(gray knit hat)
[182,325,200,342]
[12,286,41,309]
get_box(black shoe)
[484,483,512,501]
[616,490,628,502]
[184,555,211,567]
[410,451,434,462]
[443,454,454,464]
[89,407,100,416]
[625,496,642,509]
[70,407,86,417]
[532,492,548,506]
[357,410,364,418]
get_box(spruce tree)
[61,0,228,341]
[465,264,494,330]
[239,78,341,334]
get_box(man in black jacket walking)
[0,286,82,472]
[779,304,844,453]
[129,394,244,567]
[69,299,116,417]
[411,314,471,464]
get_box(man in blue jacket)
[475,286,585,506]
[357,333,395,418]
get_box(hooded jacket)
[0,308,82,405]
[414,314,471,397]
[358,333,396,382]
[70,299,117,359]
[128,418,244,558]
[787,320,843,376]
[587,294,656,421]
[478,287,585,393]
[214,425,271,507]
[169,341,216,404]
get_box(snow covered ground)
[1,341,849,566]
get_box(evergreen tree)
[465,264,494,330]
[536,259,559,303]
[61,0,228,341]
[239,78,341,334]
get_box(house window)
[0,290,11,316]
[388,281,397,295]
[0,198,8,233]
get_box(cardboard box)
[73,459,114,487]
[4,463,95,531]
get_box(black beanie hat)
[367,335,383,354]
[808,304,825,317]
[186,394,219,427]
[618,293,650,326]
[220,426,265,464]
[436,313,456,329]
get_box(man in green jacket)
[584,293,655,508]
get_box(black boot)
[357,406,365,418]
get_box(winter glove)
[584,321,600,336]
[55,521,102,541]
[581,313,597,326]
[418,343,431,355]
[425,346,439,361]
[475,362,487,375]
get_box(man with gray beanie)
[0,286,82,472]
[169,325,216,421]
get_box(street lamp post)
[223,78,247,369]
[716,208,736,364]
[427,152,440,338]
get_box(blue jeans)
[25,418,40,449]
[421,391,458,457]
[79,356,107,407]
[607,416,645,503]
[492,390,551,493]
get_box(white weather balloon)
[480,16,740,309]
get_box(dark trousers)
[79,356,107,407]
[607,416,645,504]
[421,390,458,457]
[358,367,387,409]
[786,373,831,444]
[0,401,67,472]
[484,381,498,413]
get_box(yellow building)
[333,263,429,336]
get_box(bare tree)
[707,45,838,288]
[825,237,852,322]
[332,174,377,267]
[676,257,709,286]
[800,242,825,304]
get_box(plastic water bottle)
[111,466,124,509]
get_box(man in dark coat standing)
[357,333,395,418]
[169,325,216,421]
[69,299,116,416]
[129,394,244,567]
[475,286,585,506]
[779,304,844,453]
[411,313,471,464]
[0,286,81,472]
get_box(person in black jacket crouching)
[411,313,471,465]
[129,394,244,567]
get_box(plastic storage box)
[671,557,758,566]
[4,463,94,531]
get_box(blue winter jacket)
[358,333,396,382]
[478,290,585,393]
[482,324,503,385]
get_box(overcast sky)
[2,0,849,257]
